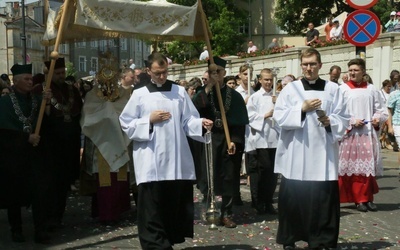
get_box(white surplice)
[235,84,255,101]
[338,83,388,177]
[273,80,350,181]
[246,88,280,152]
[119,83,204,185]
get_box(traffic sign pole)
[356,46,366,60]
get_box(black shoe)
[11,232,25,243]
[220,217,237,228]
[265,203,278,214]
[47,221,64,232]
[283,244,295,249]
[232,197,244,206]
[34,231,51,244]
[366,201,378,211]
[356,203,368,212]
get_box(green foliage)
[65,62,76,77]
[274,0,355,35]
[152,0,247,63]
[371,0,395,29]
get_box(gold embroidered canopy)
[42,0,212,45]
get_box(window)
[99,40,107,52]
[120,38,127,51]
[135,40,142,52]
[59,44,68,54]
[77,39,86,48]
[91,57,98,72]
[90,40,98,48]
[79,56,86,72]
[239,24,249,35]
[21,34,32,48]
[26,34,32,48]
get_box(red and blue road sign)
[343,9,380,47]
[346,0,378,10]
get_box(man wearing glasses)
[120,52,213,249]
[273,48,349,250]
[202,71,209,86]
[192,56,249,228]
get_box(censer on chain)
[204,130,220,230]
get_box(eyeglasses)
[301,63,318,68]
[149,70,168,78]
[202,78,208,81]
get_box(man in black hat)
[43,58,83,229]
[192,57,249,228]
[0,64,52,243]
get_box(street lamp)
[21,0,27,64]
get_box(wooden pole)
[198,0,231,147]
[34,0,71,135]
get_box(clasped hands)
[302,99,330,127]
[150,110,213,130]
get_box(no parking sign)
[343,9,380,46]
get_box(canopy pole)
[35,0,71,135]
[197,0,231,147]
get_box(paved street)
[1,148,399,250]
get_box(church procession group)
[0,47,391,250]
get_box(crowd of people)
[0,47,397,250]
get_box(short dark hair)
[301,48,322,64]
[146,52,168,69]
[390,69,399,78]
[224,75,237,85]
[382,79,391,87]
[330,65,341,73]
[120,68,134,79]
[348,58,365,70]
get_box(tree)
[150,0,248,63]
[65,61,76,77]
[274,0,391,35]
[372,0,396,31]
[274,0,358,36]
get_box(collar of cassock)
[301,77,326,91]
[346,80,368,89]
[146,79,173,92]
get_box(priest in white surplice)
[119,52,213,250]
[273,48,350,250]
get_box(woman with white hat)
[385,11,397,32]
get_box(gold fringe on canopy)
[42,0,212,46]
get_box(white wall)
[170,32,400,90]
